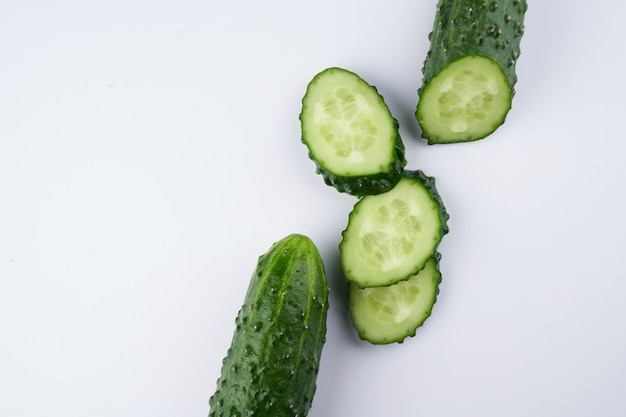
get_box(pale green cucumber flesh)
[417,55,512,144]
[340,171,447,288]
[348,256,442,344]
[300,67,405,195]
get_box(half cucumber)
[416,0,527,143]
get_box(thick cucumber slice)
[340,170,449,288]
[300,67,406,196]
[348,255,442,344]
[417,55,511,143]
[416,0,527,144]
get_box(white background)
[2,1,626,416]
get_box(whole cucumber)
[208,234,329,417]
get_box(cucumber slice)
[348,255,442,344]
[300,67,406,196]
[340,170,449,288]
[416,0,527,144]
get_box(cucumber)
[300,67,406,196]
[348,255,442,344]
[208,234,329,417]
[340,170,449,288]
[416,0,528,144]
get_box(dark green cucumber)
[208,234,329,417]
[300,67,406,196]
[348,255,442,344]
[340,170,449,288]
[416,0,527,144]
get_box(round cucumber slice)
[417,55,512,144]
[300,67,406,195]
[340,171,449,288]
[348,256,442,344]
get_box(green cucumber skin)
[312,118,406,196]
[208,234,329,417]
[420,0,527,93]
[407,170,450,238]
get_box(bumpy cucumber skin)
[208,234,329,417]
[300,68,407,197]
[417,0,527,143]
[406,170,450,238]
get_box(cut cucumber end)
[417,55,512,144]
[348,256,442,344]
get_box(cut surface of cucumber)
[417,55,511,143]
[348,255,442,344]
[416,0,527,144]
[300,67,406,196]
[340,170,449,288]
